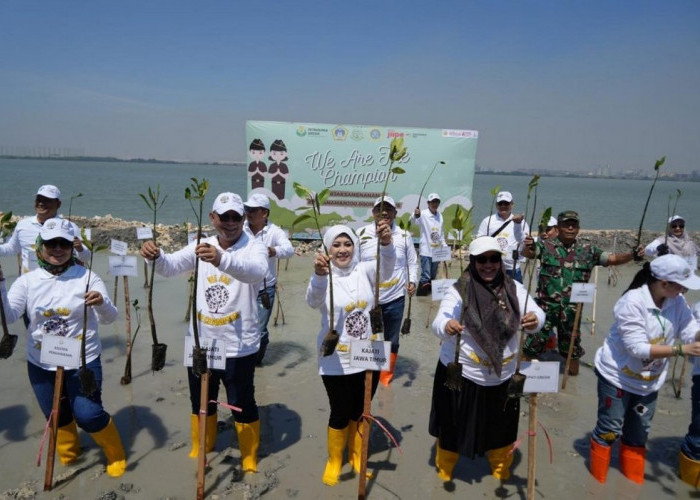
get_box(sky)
[1,1,699,173]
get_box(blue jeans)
[506,268,523,283]
[256,285,276,357]
[27,357,110,432]
[381,296,405,353]
[592,370,657,447]
[682,374,700,459]
[187,353,259,423]
[420,256,439,284]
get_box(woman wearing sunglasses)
[645,215,698,269]
[0,218,126,476]
[429,236,544,483]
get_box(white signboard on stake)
[40,335,81,369]
[522,361,560,393]
[136,227,153,240]
[183,337,227,370]
[110,239,128,256]
[571,283,596,303]
[432,245,452,262]
[431,279,457,301]
[109,256,138,277]
[349,340,391,371]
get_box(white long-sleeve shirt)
[645,236,698,270]
[243,220,294,289]
[0,215,91,273]
[432,281,544,385]
[357,222,418,304]
[410,209,445,257]
[595,285,700,395]
[151,233,268,358]
[306,243,396,376]
[1,265,117,370]
[477,214,529,272]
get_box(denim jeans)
[505,268,523,283]
[187,352,259,423]
[420,256,439,284]
[381,296,405,353]
[256,285,276,357]
[592,370,657,447]
[27,357,110,432]
[682,374,700,459]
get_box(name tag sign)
[431,278,457,301]
[40,335,81,369]
[522,361,560,393]
[432,245,452,262]
[110,239,128,256]
[183,336,226,370]
[136,226,153,240]
[109,256,138,277]
[349,340,391,371]
[570,283,596,303]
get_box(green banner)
[246,120,477,236]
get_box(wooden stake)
[357,370,372,499]
[561,303,583,390]
[43,366,64,491]
[591,267,598,336]
[196,371,210,500]
[527,394,537,500]
[113,276,119,308]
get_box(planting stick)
[591,267,598,336]
[196,371,210,500]
[527,394,537,500]
[561,303,583,390]
[43,366,64,491]
[357,371,372,500]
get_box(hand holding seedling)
[84,291,104,307]
[194,242,219,266]
[140,241,161,260]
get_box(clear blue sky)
[1,1,699,173]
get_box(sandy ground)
[1,254,699,500]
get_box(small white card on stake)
[570,283,596,303]
[136,227,153,240]
[40,335,81,369]
[349,340,391,371]
[183,337,226,370]
[522,361,560,393]
[109,256,138,277]
[432,245,452,262]
[431,279,457,301]
[110,239,128,256]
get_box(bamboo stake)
[561,303,583,390]
[357,371,372,499]
[527,394,537,500]
[591,267,598,336]
[43,366,64,491]
[196,371,210,500]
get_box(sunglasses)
[474,254,501,264]
[496,201,512,206]
[671,223,685,229]
[43,238,73,249]
[217,212,243,222]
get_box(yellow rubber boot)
[435,442,459,481]
[620,443,645,484]
[589,437,612,483]
[90,418,126,478]
[57,420,81,465]
[680,450,700,487]
[188,413,217,458]
[486,443,514,480]
[322,426,349,486]
[235,420,260,473]
[379,353,398,387]
[347,420,373,478]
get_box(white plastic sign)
[40,335,81,368]
[349,340,391,371]
[110,239,128,256]
[431,278,457,301]
[522,361,560,393]
[109,256,138,277]
[432,245,452,262]
[570,283,596,303]
[183,336,226,370]
[136,227,153,240]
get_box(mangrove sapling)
[185,178,210,376]
[635,156,666,252]
[485,185,501,235]
[78,230,107,396]
[121,300,141,385]
[67,192,82,222]
[293,182,338,355]
[140,185,169,371]
[398,219,413,336]
[0,212,18,358]
[415,160,446,210]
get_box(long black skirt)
[428,360,519,458]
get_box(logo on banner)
[296,126,307,137]
[369,128,382,141]
[332,126,348,140]
[387,130,404,139]
[351,128,364,141]
[442,129,479,138]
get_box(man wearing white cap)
[140,192,268,474]
[359,195,418,386]
[411,192,446,295]
[0,185,89,274]
[477,191,528,283]
[243,193,294,365]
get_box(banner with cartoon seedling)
[245,120,478,237]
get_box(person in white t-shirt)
[589,255,700,485]
[411,192,445,295]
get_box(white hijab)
[322,224,359,276]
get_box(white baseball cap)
[212,192,244,215]
[37,185,61,199]
[40,218,74,241]
[373,195,396,208]
[496,191,513,203]
[244,193,270,210]
[547,216,558,228]
[469,236,503,256]
[427,193,440,202]
[668,215,685,224]
[650,254,700,290]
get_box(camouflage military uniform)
[523,237,607,360]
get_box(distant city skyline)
[1,1,699,173]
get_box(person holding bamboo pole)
[140,192,268,472]
[0,219,125,476]
[588,255,700,484]
[306,223,395,486]
[522,210,642,375]
[358,195,418,386]
[411,192,445,296]
[242,193,294,366]
[645,215,698,269]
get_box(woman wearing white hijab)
[306,222,395,486]
[646,215,698,269]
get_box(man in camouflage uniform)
[521,210,641,374]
